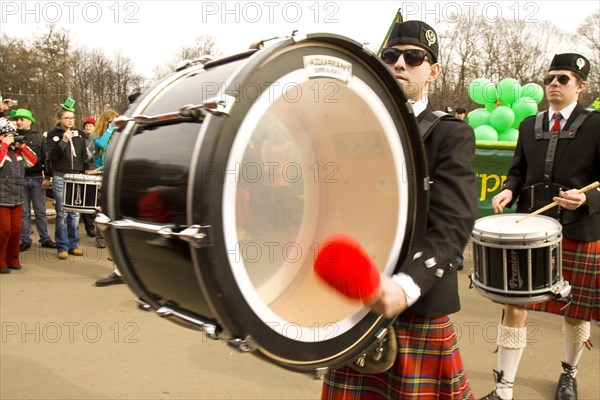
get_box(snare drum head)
[105,33,427,372]
[472,213,562,241]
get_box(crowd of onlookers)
[0,94,122,286]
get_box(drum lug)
[94,213,111,232]
[156,306,220,340]
[227,335,258,353]
[202,94,236,116]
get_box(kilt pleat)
[524,238,599,321]
[322,313,473,400]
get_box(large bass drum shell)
[101,33,428,373]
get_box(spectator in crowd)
[455,107,467,120]
[80,116,97,238]
[0,117,37,273]
[14,108,56,251]
[46,99,89,261]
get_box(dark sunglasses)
[380,48,430,67]
[543,74,571,85]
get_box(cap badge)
[576,58,586,70]
[425,30,436,46]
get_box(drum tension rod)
[156,306,220,340]
[114,96,236,129]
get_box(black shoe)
[86,230,96,238]
[0,268,10,274]
[555,361,577,400]
[477,370,513,400]
[19,242,31,252]
[95,272,124,287]
[40,239,57,248]
[8,264,22,270]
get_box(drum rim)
[472,213,562,241]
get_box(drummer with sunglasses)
[322,20,477,400]
[485,54,600,400]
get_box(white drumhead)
[473,213,561,241]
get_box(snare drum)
[62,173,102,214]
[97,33,428,374]
[470,214,571,304]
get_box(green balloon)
[466,108,491,128]
[512,96,538,121]
[489,106,515,132]
[474,125,498,141]
[497,78,521,105]
[521,83,544,103]
[469,78,497,105]
[498,128,519,142]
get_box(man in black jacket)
[483,53,600,400]
[14,109,56,251]
[47,106,89,260]
[321,20,477,400]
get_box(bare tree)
[151,34,220,82]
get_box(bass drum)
[99,33,427,374]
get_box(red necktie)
[551,112,562,132]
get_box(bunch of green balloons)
[466,78,543,142]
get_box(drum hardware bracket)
[157,225,213,248]
[424,177,432,191]
[313,367,329,380]
[201,95,236,116]
[227,335,258,353]
[156,306,220,340]
[136,298,153,312]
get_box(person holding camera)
[0,117,38,273]
[14,109,56,252]
[46,104,89,261]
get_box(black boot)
[478,370,513,400]
[555,361,577,400]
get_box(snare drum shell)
[471,214,563,303]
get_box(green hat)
[60,97,76,112]
[9,110,17,119]
[13,108,36,124]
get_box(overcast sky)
[1,1,598,76]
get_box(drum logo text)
[508,250,523,289]
[304,56,352,83]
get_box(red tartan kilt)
[321,312,473,400]
[523,237,600,321]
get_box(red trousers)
[0,205,22,269]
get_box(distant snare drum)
[62,173,102,214]
[470,213,571,304]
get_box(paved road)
[1,224,598,399]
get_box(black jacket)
[504,104,600,241]
[17,128,46,178]
[46,125,89,175]
[404,105,478,318]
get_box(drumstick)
[515,181,599,223]
[314,233,380,302]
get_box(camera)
[12,135,26,144]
